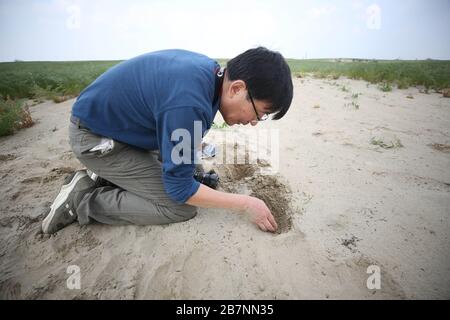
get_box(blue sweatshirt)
[71,49,221,203]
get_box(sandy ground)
[0,77,449,299]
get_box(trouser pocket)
[68,123,126,161]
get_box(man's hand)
[186,184,278,233]
[243,196,278,233]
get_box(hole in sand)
[214,161,293,234]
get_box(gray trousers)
[68,122,197,226]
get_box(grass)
[378,81,392,92]
[0,99,33,136]
[211,122,229,129]
[344,97,360,110]
[341,85,350,92]
[370,137,404,149]
[351,92,361,109]
[1,58,449,102]
[287,58,450,91]
[0,60,119,100]
[350,101,360,110]
[343,91,361,110]
[0,60,118,136]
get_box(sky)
[0,0,449,61]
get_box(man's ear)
[229,80,246,97]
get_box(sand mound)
[215,160,293,233]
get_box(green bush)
[0,99,28,136]
[378,82,392,92]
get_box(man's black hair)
[226,47,293,120]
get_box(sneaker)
[42,170,95,234]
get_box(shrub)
[0,99,34,136]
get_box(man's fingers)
[258,223,267,232]
[263,219,276,233]
[267,213,278,230]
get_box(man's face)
[219,79,271,126]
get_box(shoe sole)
[42,171,87,233]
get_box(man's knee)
[167,204,197,223]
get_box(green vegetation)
[0,99,33,136]
[287,58,450,91]
[350,101,360,110]
[0,60,119,101]
[0,60,119,136]
[341,85,350,92]
[1,58,449,102]
[344,91,360,110]
[370,137,404,149]
[211,121,229,129]
[378,81,392,92]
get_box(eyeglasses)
[248,90,269,121]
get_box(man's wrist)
[230,194,249,213]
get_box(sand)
[0,77,449,299]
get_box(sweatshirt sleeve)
[156,106,209,203]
